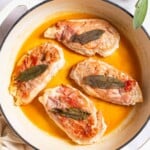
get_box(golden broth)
[19,12,141,141]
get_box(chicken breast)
[39,85,106,145]
[70,58,143,105]
[44,19,120,57]
[9,43,65,105]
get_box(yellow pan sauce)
[19,13,141,141]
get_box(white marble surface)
[0,0,149,150]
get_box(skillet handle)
[0,0,45,26]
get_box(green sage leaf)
[70,29,105,45]
[16,64,48,82]
[51,108,90,121]
[133,0,148,29]
[83,75,125,89]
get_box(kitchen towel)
[0,110,33,150]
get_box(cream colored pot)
[0,0,149,149]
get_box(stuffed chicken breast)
[44,19,120,57]
[70,58,143,105]
[9,43,65,105]
[39,85,106,145]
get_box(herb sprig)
[133,0,148,29]
[83,75,125,89]
[50,108,90,121]
[16,64,48,82]
[70,29,104,45]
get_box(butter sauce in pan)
[10,13,142,143]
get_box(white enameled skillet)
[0,0,149,149]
